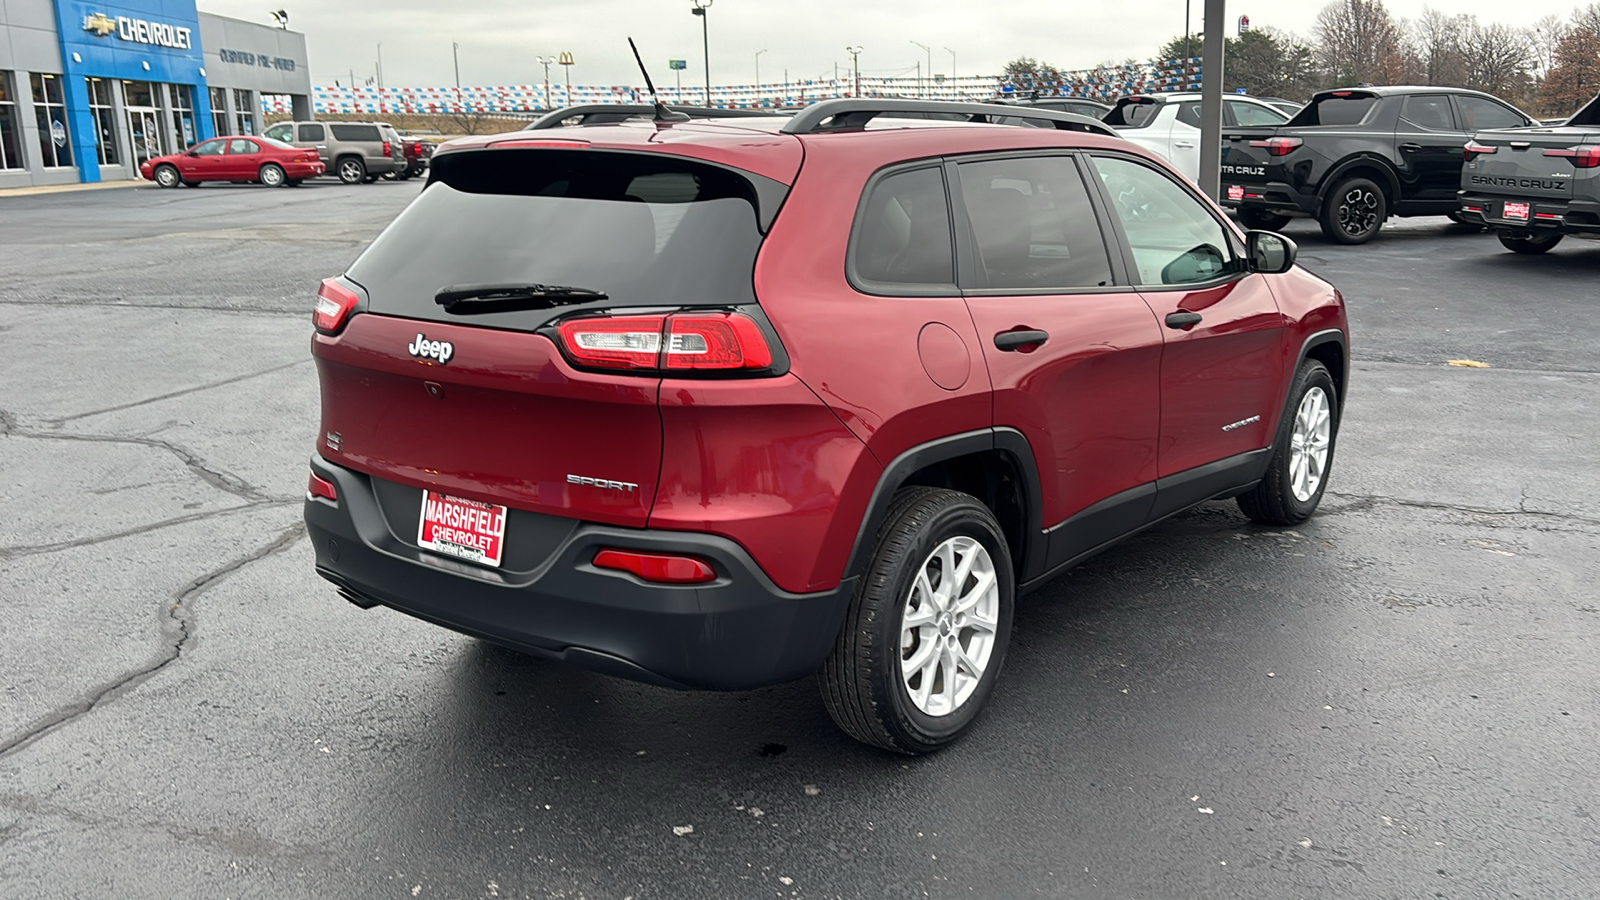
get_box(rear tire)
[258,163,286,187]
[1238,360,1339,526]
[819,487,1014,755]
[154,164,180,188]
[336,156,365,184]
[1497,231,1563,255]
[1318,177,1387,244]
[1238,208,1293,231]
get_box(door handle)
[1165,311,1203,329]
[1173,140,1196,149]
[994,329,1049,351]
[1399,142,1423,153]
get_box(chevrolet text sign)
[82,12,193,49]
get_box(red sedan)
[140,135,325,188]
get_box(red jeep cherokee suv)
[304,99,1347,754]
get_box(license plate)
[418,491,507,567]
[1227,185,1245,202]
[1503,201,1530,221]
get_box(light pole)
[755,49,767,90]
[376,42,384,89]
[1184,0,1192,68]
[691,0,713,106]
[452,42,460,89]
[944,46,956,95]
[536,55,555,110]
[910,40,930,98]
[846,45,862,98]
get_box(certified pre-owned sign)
[83,12,193,50]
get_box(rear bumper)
[1456,191,1600,235]
[1221,181,1320,215]
[285,162,325,177]
[303,456,854,690]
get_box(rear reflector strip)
[308,471,338,503]
[1535,213,1562,220]
[593,549,717,584]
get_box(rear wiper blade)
[434,283,609,314]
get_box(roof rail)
[526,104,783,130]
[779,98,1116,137]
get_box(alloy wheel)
[155,166,178,187]
[260,165,283,187]
[899,536,1000,717]
[1289,386,1332,502]
[1337,188,1379,237]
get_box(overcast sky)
[202,0,1586,88]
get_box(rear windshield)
[347,149,775,330]
[1105,101,1160,127]
[330,124,380,142]
[1288,94,1377,126]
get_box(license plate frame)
[1502,201,1530,221]
[1227,184,1245,202]
[417,490,508,568]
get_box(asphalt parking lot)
[1,179,1596,899]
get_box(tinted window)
[1091,156,1239,286]
[1289,94,1377,126]
[1105,100,1161,127]
[1175,102,1203,128]
[298,123,325,141]
[1401,94,1457,130]
[1228,100,1290,127]
[263,123,293,141]
[228,138,258,154]
[852,166,954,287]
[957,156,1113,291]
[348,150,772,331]
[191,139,226,157]
[329,124,380,142]
[1456,96,1526,130]
[259,136,295,149]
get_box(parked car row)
[139,119,434,188]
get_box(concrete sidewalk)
[0,180,143,199]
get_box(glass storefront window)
[87,78,120,166]
[0,72,21,170]
[123,80,157,109]
[210,87,228,137]
[168,84,196,148]
[30,73,73,168]
[123,81,165,167]
[233,89,255,135]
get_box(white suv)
[1105,93,1291,184]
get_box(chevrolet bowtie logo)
[83,12,116,37]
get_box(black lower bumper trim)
[305,456,855,691]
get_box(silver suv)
[262,121,404,184]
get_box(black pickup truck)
[1456,92,1600,254]
[1219,86,1536,244]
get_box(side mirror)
[1246,230,1297,274]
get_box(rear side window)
[1105,101,1160,127]
[851,166,955,290]
[329,124,379,142]
[1456,96,1526,131]
[957,156,1112,291]
[1401,94,1457,131]
[347,149,775,330]
[228,138,258,155]
[298,124,325,142]
[1175,103,1202,129]
[1289,94,1377,126]
[1228,100,1289,127]
[264,123,293,142]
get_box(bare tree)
[1410,8,1469,86]
[1528,14,1569,79]
[1463,21,1534,98]
[1314,0,1406,86]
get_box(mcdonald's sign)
[558,51,575,66]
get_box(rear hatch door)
[314,141,791,533]
[1465,121,1600,203]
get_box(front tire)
[258,163,285,187]
[1238,208,1293,231]
[336,157,365,184]
[820,487,1014,755]
[1318,177,1387,244]
[1238,361,1339,526]
[154,164,180,188]
[1498,231,1563,255]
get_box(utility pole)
[910,40,930,98]
[536,55,555,110]
[1184,0,1192,70]
[944,47,956,96]
[846,46,862,98]
[452,42,460,89]
[376,42,384,89]
[691,0,713,106]
[1198,0,1226,201]
[756,49,767,91]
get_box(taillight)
[1248,136,1302,156]
[1544,145,1600,168]
[1464,140,1498,162]
[593,549,716,584]
[382,141,391,156]
[307,471,338,503]
[313,278,360,333]
[555,312,775,373]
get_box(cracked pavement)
[0,187,1596,899]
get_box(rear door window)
[1289,94,1378,126]
[228,138,259,155]
[329,124,379,142]
[1401,94,1458,131]
[1228,100,1290,127]
[347,149,779,331]
[264,123,293,142]
[955,155,1113,291]
[850,166,956,291]
[1106,100,1161,127]
[298,123,325,142]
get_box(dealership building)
[0,0,311,188]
